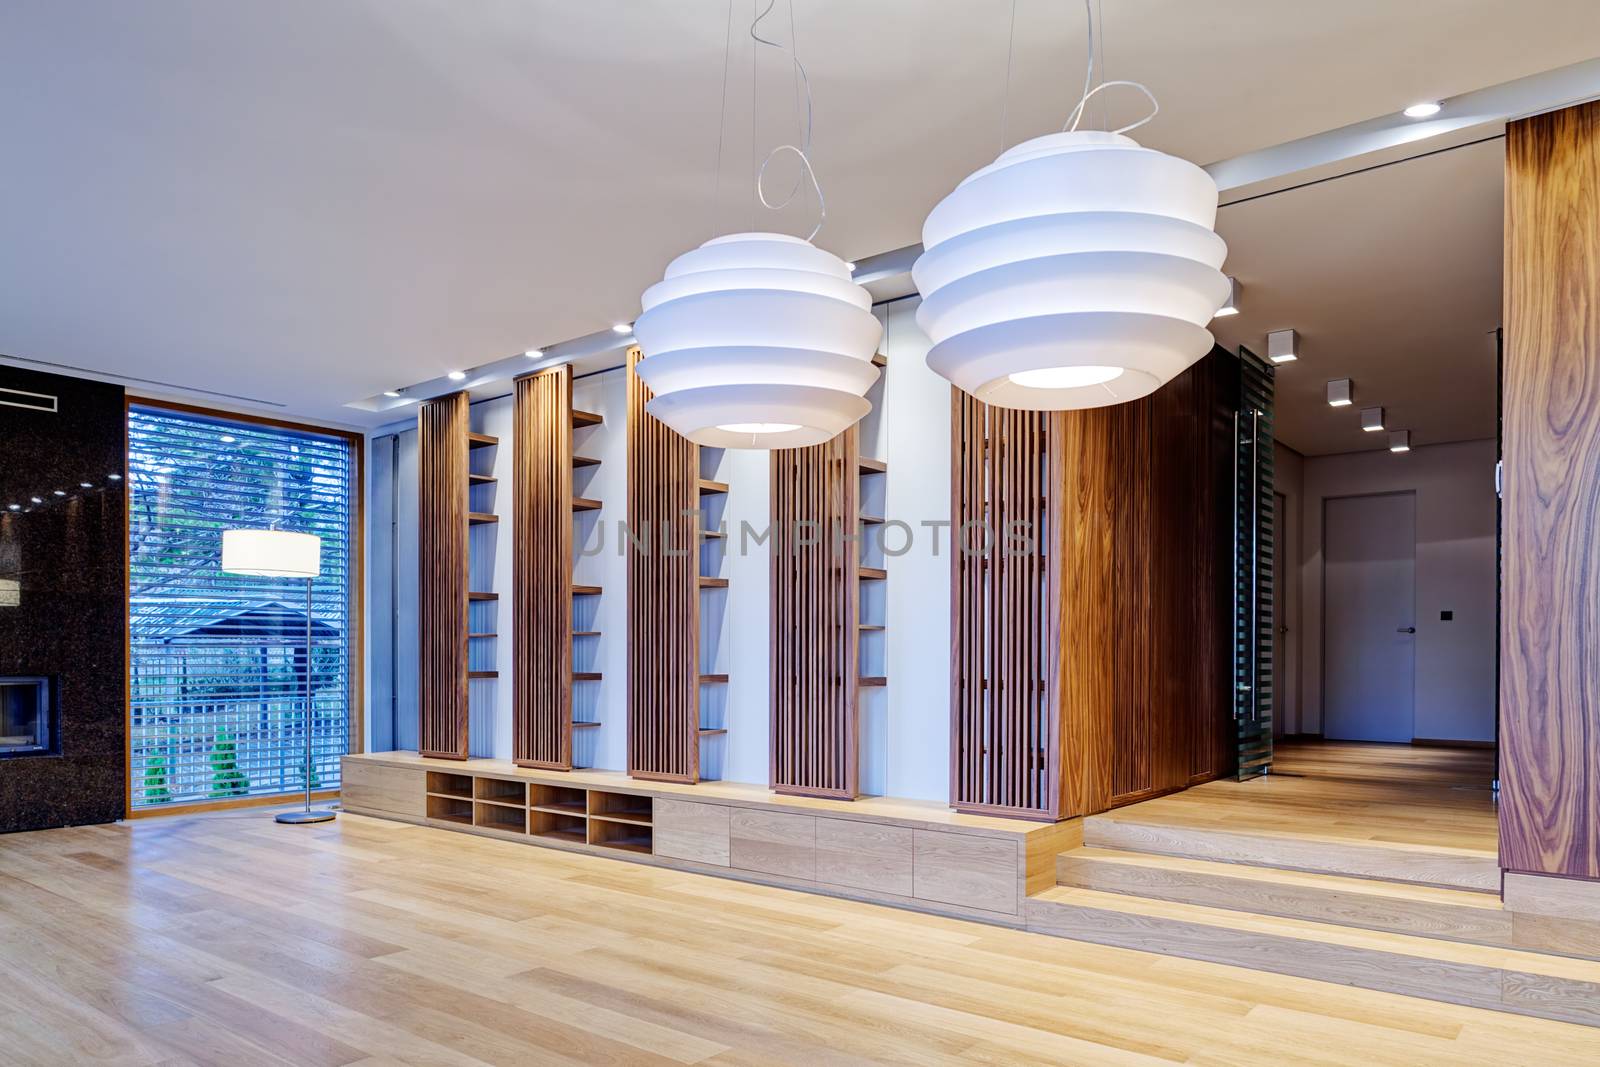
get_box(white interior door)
[1323,492,1416,742]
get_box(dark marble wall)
[0,366,126,832]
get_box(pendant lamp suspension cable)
[710,0,735,234]
[999,0,1018,152]
[1062,0,1158,136]
[750,0,825,239]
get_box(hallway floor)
[1096,741,1499,854]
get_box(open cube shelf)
[426,772,474,800]
[474,777,527,806]
[474,801,527,834]
[426,794,473,825]
[531,810,588,844]
[588,817,652,854]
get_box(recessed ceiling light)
[29,497,42,504]
[612,322,633,334]
[108,473,122,480]
[1326,378,1353,407]
[1389,430,1411,453]
[52,490,65,497]
[80,482,93,488]
[1403,102,1441,118]
[382,390,402,398]
[6,504,19,511]
[1361,407,1386,432]
[844,261,857,272]
[1214,276,1240,317]
[447,370,467,381]
[524,348,543,359]
[1267,329,1298,364]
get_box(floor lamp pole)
[276,574,335,825]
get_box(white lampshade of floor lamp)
[221,528,333,825]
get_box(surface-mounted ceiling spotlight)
[844,261,857,272]
[1267,328,1298,363]
[611,323,633,335]
[1326,378,1353,407]
[1214,276,1240,317]
[1389,430,1411,453]
[1403,102,1441,118]
[524,349,543,359]
[1361,407,1385,432]
[382,390,402,398]
[447,370,467,381]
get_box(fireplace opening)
[0,677,56,757]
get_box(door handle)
[1396,626,1416,634]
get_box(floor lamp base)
[275,809,337,825]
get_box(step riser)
[1084,817,1501,892]
[1057,854,1525,951]
[1023,898,1600,1030]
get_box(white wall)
[1273,442,1305,735]
[1294,439,1498,742]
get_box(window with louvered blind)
[127,404,358,809]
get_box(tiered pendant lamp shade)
[633,232,882,449]
[914,130,1230,410]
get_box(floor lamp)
[222,528,335,825]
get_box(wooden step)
[1084,814,1501,892]
[1024,885,1600,1030]
[1055,847,1518,950]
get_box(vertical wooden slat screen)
[513,367,573,770]
[418,391,470,760]
[950,394,1061,819]
[770,427,861,799]
[626,347,701,783]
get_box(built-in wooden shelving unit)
[513,365,604,771]
[422,769,654,853]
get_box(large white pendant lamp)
[913,3,1230,411]
[633,4,880,449]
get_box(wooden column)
[626,347,701,783]
[418,391,469,760]
[1501,101,1600,881]
[513,367,573,770]
[770,427,861,800]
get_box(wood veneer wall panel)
[770,428,860,799]
[950,395,1060,818]
[1501,102,1600,880]
[626,347,700,783]
[513,367,573,770]
[418,391,470,760]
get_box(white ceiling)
[0,1,1596,429]
[1211,136,1504,457]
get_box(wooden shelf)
[467,432,499,450]
[590,812,652,828]
[573,584,602,596]
[572,497,602,512]
[859,457,887,474]
[697,478,729,495]
[858,624,885,632]
[426,794,473,824]
[589,790,652,824]
[530,785,586,813]
[698,727,729,737]
[468,591,499,601]
[872,352,888,368]
[572,630,600,638]
[860,676,887,688]
[571,721,601,730]
[698,673,729,684]
[860,514,885,525]
[698,576,730,589]
[469,473,497,484]
[468,512,499,525]
[474,778,526,806]
[532,825,588,846]
[860,566,887,581]
[701,528,726,540]
[572,454,601,468]
[468,632,497,639]
[467,670,499,679]
[588,824,652,854]
[573,671,602,682]
[571,409,603,428]
[473,802,526,833]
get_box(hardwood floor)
[1095,740,1499,852]
[5,801,1600,1065]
